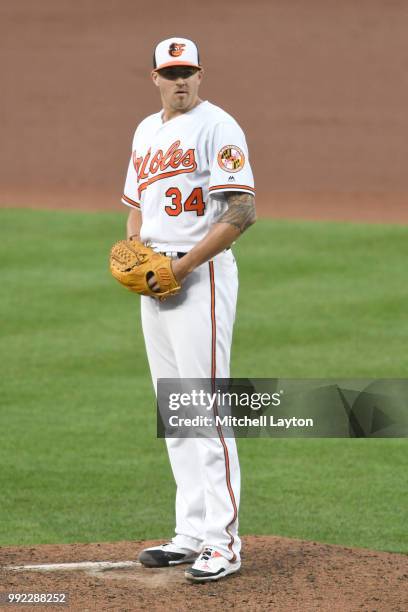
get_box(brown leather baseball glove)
[110,239,181,300]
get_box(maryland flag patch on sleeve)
[217,145,245,173]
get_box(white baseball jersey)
[121,101,255,251]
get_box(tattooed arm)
[217,192,256,233]
[170,191,256,283]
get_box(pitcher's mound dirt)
[1,535,407,611]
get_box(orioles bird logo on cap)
[169,42,186,57]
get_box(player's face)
[152,66,203,115]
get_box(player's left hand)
[110,240,181,300]
[147,258,188,293]
[147,274,160,292]
[170,258,190,284]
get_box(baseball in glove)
[110,239,181,300]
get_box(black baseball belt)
[160,248,230,259]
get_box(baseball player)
[121,37,256,582]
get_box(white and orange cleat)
[185,547,241,582]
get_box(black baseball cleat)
[138,543,199,567]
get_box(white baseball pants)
[140,249,241,562]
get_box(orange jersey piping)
[122,194,141,208]
[209,184,255,194]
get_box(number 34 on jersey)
[121,101,255,250]
[165,187,205,217]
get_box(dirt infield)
[1,536,407,611]
[1,0,408,222]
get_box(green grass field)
[1,208,407,552]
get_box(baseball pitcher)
[110,36,256,582]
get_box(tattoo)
[218,192,256,233]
